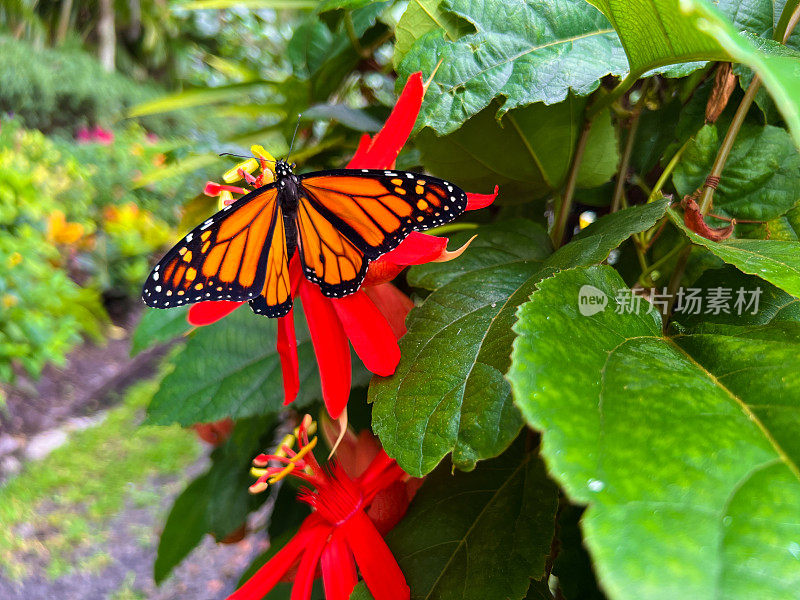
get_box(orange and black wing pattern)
[142,185,281,308]
[248,204,293,318]
[296,169,467,297]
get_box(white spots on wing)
[152,272,159,281]
[186,233,193,242]
[223,204,232,211]
[155,285,162,292]
[201,219,213,230]
[405,173,414,179]
[361,169,369,172]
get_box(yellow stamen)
[250,145,276,163]
[250,467,268,477]
[223,158,259,183]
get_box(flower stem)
[611,80,650,213]
[552,119,593,247]
[696,75,761,214]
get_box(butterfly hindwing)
[142,185,280,308]
[295,169,467,297]
[294,195,369,297]
[248,204,294,317]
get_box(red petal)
[346,73,423,170]
[277,310,300,404]
[187,300,243,326]
[342,510,410,600]
[299,281,352,419]
[228,521,325,600]
[363,284,413,339]
[347,133,374,169]
[368,480,414,536]
[331,292,400,377]
[290,527,328,600]
[321,531,358,600]
[380,232,448,266]
[465,185,499,210]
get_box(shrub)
[0,36,196,138]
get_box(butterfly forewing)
[295,169,467,298]
[142,185,280,308]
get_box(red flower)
[188,72,498,418]
[229,415,412,600]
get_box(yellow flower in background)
[8,252,23,268]
[47,210,84,245]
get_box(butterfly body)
[142,160,467,318]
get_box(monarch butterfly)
[142,159,468,318]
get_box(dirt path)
[0,469,267,600]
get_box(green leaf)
[409,220,553,292]
[681,0,800,149]
[673,123,800,221]
[585,0,728,76]
[147,305,369,426]
[303,103,382,132]
[509,265,800,600]
[398,0,628,134]
[154,415,276,583]
[178,0,317,8]
[370,219,552,476]
[154,474,211,584]
[128,82,273,117]
[372,200,669,477]
[349,582,374,600]
[393,0,472,68]
[130,306,191,357]
[386,441,559,600]
[416,97,618,205]
[205,416,276,539]
[670,207,800,297]
[673,264,800,329]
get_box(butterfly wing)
[248,204,293,318]
[295,169,467,298]
[142,185,282,308]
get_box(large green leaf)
[393,0,472,68]
[417,97,618,205]
[585,0,728,75]
[130,306,191,357]
[371,200,670,477]
[509,265,800,600]
[673,264,800,329]
[670,207,800,297]
[386,441,559,600]
[673,122,800,221]
[397,0,628,134]
[682,0,800,149]
[154,473,211,584]
[147,305,369,426]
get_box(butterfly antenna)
[218,152,275,164]
[286,114,302,161]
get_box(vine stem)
[611,80,650,213]
[696,75,761,214]
[551,119,593,247]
